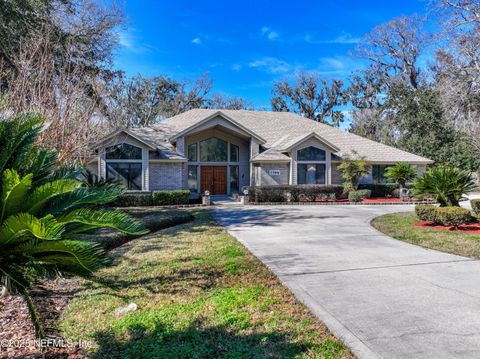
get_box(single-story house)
[89,109,433,196]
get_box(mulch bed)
[414,221,480,234]
[249,198,435,205]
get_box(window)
[230,165,239,194]
[106,143,142,160]
[106,163,142,190]
[188,143,197,162]
[297,146,326,161]
[230,143,239,162]
[199,137,228,162]
[372,165,391,184]
[188,165,198,192]
[297,164,326,185]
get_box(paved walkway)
[211,204,480,359]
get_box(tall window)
[230,143,239,162]
[297,164,326,185]
[297,146,326,185]
[105,143,142,190]
[107,163,142,190]
[188,165,198,192]
[230,165,239,194]
[372,165,392,184]
[199,137,228,162]
[188,143,197,162]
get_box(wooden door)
[213,166,227,195]
[200,166,227,195]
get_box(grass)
[371,212,480,258]
[60,209,351,358]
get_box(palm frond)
[0,213,63,247]
[1,170,33,222]
[30,240,110,276]
[57,208,148,235]
[24,179,82,215]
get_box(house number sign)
[268,170,281,176]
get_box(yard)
[371,212,480,258]
[57,209,350,358]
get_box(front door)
[201,166,227,195]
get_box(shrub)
[337,152,369,191]
[384,163,416,189]
[247,185,343,203]
[348,189,372,202]
[415,205,437,222]
[435,207,472,227]
[113,192,153,207]
[471,199,480,217]
[153,190,190,205]
[414,164,477,207]
[358,184,398,197]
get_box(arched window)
[297,146,325,161]
[106,143,142,160]
[199,137,228,162]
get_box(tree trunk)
[0,286,8,298]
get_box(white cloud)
[260,26,280,41]
[249,57,291,74]
[191,37,202,45]
[117,29,159,54]
[304,31,361,45]
[232,63,242,71]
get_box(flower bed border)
[247,200,436,206]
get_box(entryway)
[201,166,227,195]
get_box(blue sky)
[114,0,429,109]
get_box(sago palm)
[0,112,148,338]
[414,164,476,206]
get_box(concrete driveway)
[211,204,480,359]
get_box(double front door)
[201,166,227,195]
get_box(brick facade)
[149,162,185,190]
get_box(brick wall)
[149,162,184,190]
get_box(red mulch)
[414,221,480,234]
[363,198,403,203]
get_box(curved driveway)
[211,204,480,359]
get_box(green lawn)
[60,209,351,358]
[371,212,480,258]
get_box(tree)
[384,163,416,189]
[206,93,253,110]
[102,73,213,128]
[0,112,148,338]
[337,152,369,191]
[414,164,476,206]
[354,14,427,89]
[271,72,345,126]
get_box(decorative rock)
[115,303,137,316]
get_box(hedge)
[415,205,473,227]
[348,189,372,202]
[153,190,190,205]
[247,185,344,203]
[357,184,398,198]
[471,199,480,217]
[415,205,437,222]
[111,190,190,207]
[435,207,472,227]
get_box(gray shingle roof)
[251,148,291,162]
[162,109,433,164]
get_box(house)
[89,109,433,196]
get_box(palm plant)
[413,164,477,206]
[337,151,369,191]
[384,162,416,189]
[0,112,148,338]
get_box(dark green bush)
[471,199,480,217]
[247,185,343,203]
[348,189,372,202]
[435,207,472,227]
[358,184,398,197]
[415,205,437,222]
[153,190,190,205]
[113,192,153,207]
